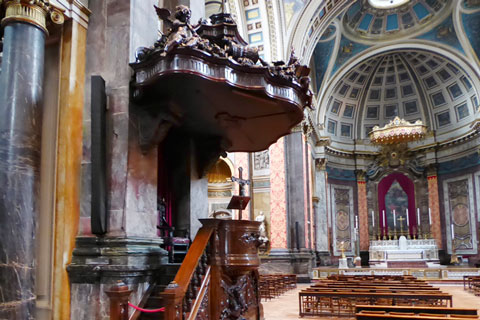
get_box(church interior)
[1,0,480,319]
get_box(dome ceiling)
[323,50,479,146]
[343,0,449,41]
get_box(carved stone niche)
[129,5,312,157]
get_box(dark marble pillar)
[0,22,46,318]
[285,131,306,249]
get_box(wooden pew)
[355,305,478,316]
[259,274,297,301]
[355,312,479,320]
[463,276,480,290]
[299,291,453,317]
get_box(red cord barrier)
[128,302,165,313]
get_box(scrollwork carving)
[220,274,257,320]
[133,5,312,108]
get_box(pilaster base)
[259,249,316,282]
[67,236,169,319]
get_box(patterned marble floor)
[262,284,480,320]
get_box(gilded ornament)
[369,116,427,145]
[1,0,64,34]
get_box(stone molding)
[68,237,168,284]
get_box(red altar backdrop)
[378,172,416,236]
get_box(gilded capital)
[2,0,64,34]
[315,158,327,171]
[355,170,366,182]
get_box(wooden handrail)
[161,219,220,320]
[107,219,263,320]
[169,224,215,292]
[187,266,211,320]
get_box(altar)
[369,236,439,262]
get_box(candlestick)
[451,224,455,239]
[355,215,358,229]
[372,210,375,227]
[393,210,396,227]
[417,211,421,226]
[382,210,385,226]
[428,208,432,224]
[406,209,409,226]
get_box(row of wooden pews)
[299,275,454,318]
[464,276,480,296]
[355,305,479,319]
[259,274,297,301]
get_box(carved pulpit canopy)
[130,5,312,153]
[369,117,427,145]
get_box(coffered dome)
[343,0,450,42]
[322,50,479,148]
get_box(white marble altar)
[369,238,439,262]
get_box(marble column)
[427,167,443,248]
[0,3,52,317]
[356,171,369,251]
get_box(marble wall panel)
[475,172,480,223]
[124,122,158,237]
[443,174,477,254]
[330,184,354,255]
[108,112,129,213]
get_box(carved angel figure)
[155,5,203,53]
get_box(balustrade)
[107,219,263,320]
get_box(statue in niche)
[255,211,269,248]
[255,211,269,252]
[254,150,270,170]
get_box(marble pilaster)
[52,20,88,320]
[427,171,443,248]
[314,159,329,253]
[70,2,166,319]
[356,171,369,251]
[269,138,287,249]
[0,21,46,319]
[285,131,306,249]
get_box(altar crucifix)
[397,216,406,235]
[228,167,251,220]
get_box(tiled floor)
[262,284,480,320]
